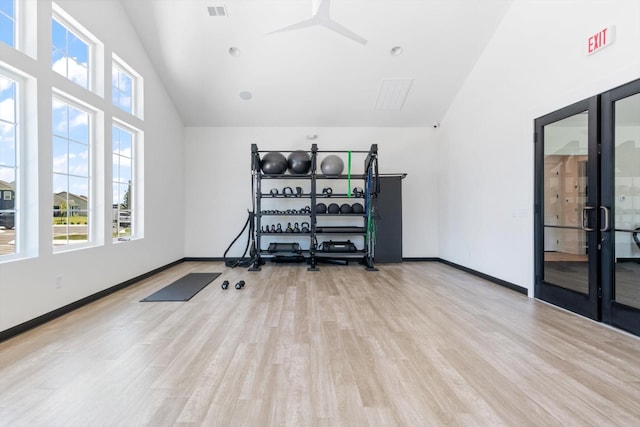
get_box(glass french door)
[601,80,640,336]
[535,78,640,336]
[535,97,600,320]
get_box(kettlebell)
[301,222,310,233]
[286,222,293,233]
[293,222,300,233]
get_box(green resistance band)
[347,150,352,198]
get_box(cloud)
[0,167,15,182]
[0,76,14,91]
[0,98,15,123]
[52,56,88,88]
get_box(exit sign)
[587,25,616,55]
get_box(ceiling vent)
[374,79,413,111]
[208,6,227,17]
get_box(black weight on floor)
[140,272,221,302]
[221,280,229,289]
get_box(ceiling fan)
[268,0,368,45]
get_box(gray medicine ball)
[320,155,344,176]
[261,152,287,175]
[315,203,327,214]
[351,203,364,214]
[327,203,340,214]
[287,150,311,174]
[340,203,352,214]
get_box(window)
[0,72,17,256]
[52,17,89,89]
[0,0,15,48]
[112,124,134,241]
[112,62,133,114]
[52,97,91,247]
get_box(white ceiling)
[121,0,514,127]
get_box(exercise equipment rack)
[249,143,379,271]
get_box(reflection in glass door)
[543,113,589,294]
[535,97,600,320]
[602,81,640,336]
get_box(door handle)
[600,206,610,232]
[581,206,596,231]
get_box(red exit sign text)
[587,26,616,55]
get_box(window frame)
[112,54,142,119]
[111,120,140,242]
[112,60,134,115]
[51,4,100,92]
[51,93,96,252]
[0,67,22,261]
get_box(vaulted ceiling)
[121,0,514,127]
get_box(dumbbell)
[235,280,245,289]
[221,280,230,289]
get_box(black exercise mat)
[140,272,221,302]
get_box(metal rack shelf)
[250,143,379,271]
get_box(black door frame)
[600,78,640,336]
[534,96,601,320]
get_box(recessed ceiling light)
[390,46,403,56]
[228,47,241,57]
[239,91,252,100]
[306,134,318,140]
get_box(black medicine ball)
[340,203,352,214]
[287,150,312,175]
[327,203,340,214]
[261,152,287,175]
[315,203,327,214]
[351,203,364,214]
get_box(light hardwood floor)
[1,261,639,426]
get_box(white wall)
[438,0,640,296]
[0,0,184,332]
[184,127,438,259]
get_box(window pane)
[112,153,119,183]
[0,166,15,255]
[68,32,88,66]
[51,47,68,79]
[52,136,68,174]
[68,106,89,143]
[0,76,15,122]
[52,100,68,137]
[51,19,90,90]
[0,122,16,167]
[112,65,133,114]
[0,0,13,16]
[52,173,68,196]
[69,59,88,88]
[53,99,92,248]
[68,141,88,177]
[51,19,66,51]
[119,130,132,153]
[0,165,13,185]
[0,13,14,48]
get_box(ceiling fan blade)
[322,19,368,45]
[267,17,318,35]
[315,0,332,18]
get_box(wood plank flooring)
[1,261,639,426]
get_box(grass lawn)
[53,216,88,225]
